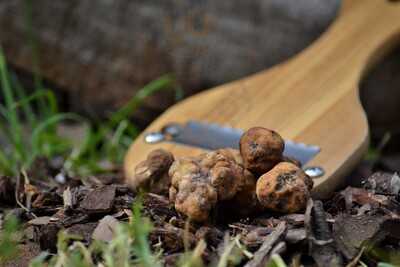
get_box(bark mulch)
[1,159,400,266]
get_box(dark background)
[1,0,400,153]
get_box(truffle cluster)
[127,127,313,222]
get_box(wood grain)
[125,0,400,198]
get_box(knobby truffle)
[128,127,314,222]
[129,149,174,195]
[256,162,313,213]
[240,127,285,176]
[169,149,255,222]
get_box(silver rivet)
[162,123,182,137]
[144,132,164,144]
[304,166,325,178]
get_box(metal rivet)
[304,166,325,178]
[144,132,165,144]
[162,123,182,137]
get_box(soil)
[1,156,400,266]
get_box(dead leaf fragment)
[333,213,399,260]
[80,185,116,214]
[92,215,120,242]
[28,216,53,226]
[364,172,400,195]
[244,221,287,267]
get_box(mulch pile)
[1,158,400,266]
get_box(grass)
[28,200,162,267]
[63,74,177,176]
[0,47,177,178]
[0,215,20,264]
[0,47,73,175]
[25,199,256,267]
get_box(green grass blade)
[22,0,47,115]
[109,75,174,127]
[0,147,15,175]
[0,49,18,119]
[174,84,184,101]
[216,236,242,267]
[0,215,20,264]
[29,252,50,267]
[12,89,58,115]
[37,133,72,157]
[11,73,37,126]
[106,120,129,162]
[125,123,140,138]
[63,125,94,175]
[378,263,397,267]
[0,105,11,121]
[111,120,129,146]
[41,88,58,114]
[28,113,84,168]
[0,47,25,162]
[0,117,13,145]
[266,254,288,267]
[0,101,15,143]
[130,200,161,267]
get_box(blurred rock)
[0,0,339,126]
[1,0,399,137]
[361,47,400,140]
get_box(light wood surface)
[124,0,400,198]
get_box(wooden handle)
[275,0,400,87]
[124,0,400,198]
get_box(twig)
[346,247,365,267]
[270,241,286,256]
[14,172,33,216]
[305,199,342,267]
[244,221,287,267]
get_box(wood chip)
[63,186,74,208]
[66,222,98,243]
[285,228,306,244]
[62,213,89,227]
[341,187,390,209]
[281,214,305,226]
[92,215,119,242]
[38,224,60,252]
[80,185,116,213]
[270,241,286,255]
[364,172,400,195]
[28,216,52,226]
[32,192,63,208]
[244,221,286,267]
[195,226,224,247]
[333,213,398,260]
[242,227,273,249]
